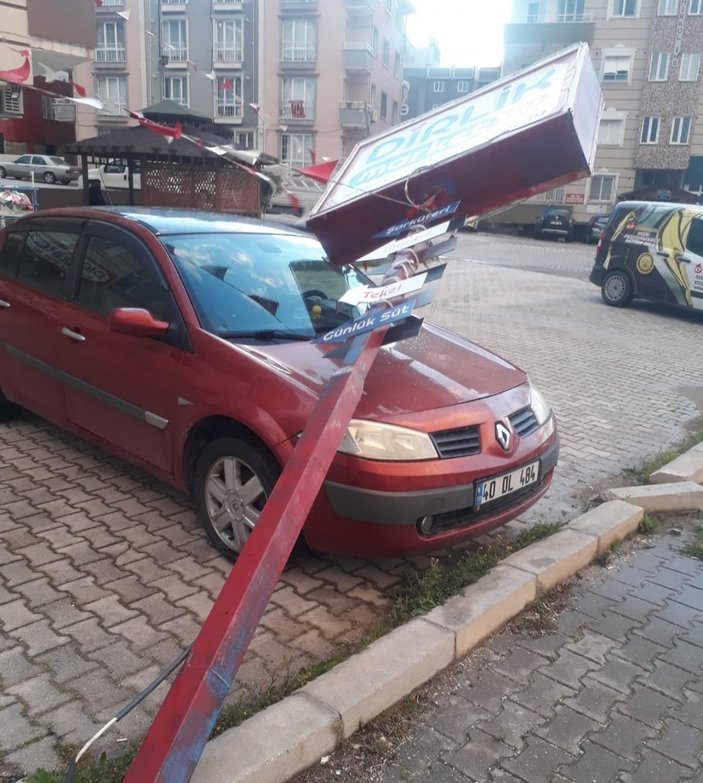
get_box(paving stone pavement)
[1,235,702,778]
[292,519,703,783]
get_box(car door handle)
[0,299,10,309]
[677,256,692,264]
[61,327,86,342]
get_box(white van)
[78,161,141,190]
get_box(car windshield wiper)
[217,329,313,342]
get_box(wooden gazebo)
[63,104,270,216]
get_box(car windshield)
[546,208,570,218]
[49,157,66,166]
[164,232,369,340]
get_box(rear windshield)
[49,157,67,166]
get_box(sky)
[405,0,513,68]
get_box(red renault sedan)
[0,208,558,559]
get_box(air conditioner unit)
[0,85,23,116]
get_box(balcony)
[214,45,243,65]
[344,0,374,13]
[212,0,242,8]
[280,0,318,10]
[343,43,374,72]
[280,99,315,121]
[161,0,187,10]
[340,101,371,129]
[95,44,126,64]
[504,14,595,46]
[162,44,188,65]
[281,46,317,68]
[215,100,243,122]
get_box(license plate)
[474,461,539,509]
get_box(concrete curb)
[649,442,703,484]
[191,457,701,783]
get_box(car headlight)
[338,419,438,461]
[529,380,552,425]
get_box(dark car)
[0,207,558,560]
[534,206,574,242]
[586,214,611,244]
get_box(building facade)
[0,0,95,154]
[503,0,703,225]
[403,63,500,120]
[76,0,410,168]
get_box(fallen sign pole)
[122,243,436,783]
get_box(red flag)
[0,52,31,85]
[222,78,233,90]
[139,117,182,141]
[71,81,87,98]
[295,159,338,184]
[95,0,103,6]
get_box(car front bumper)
[304,418,559,557]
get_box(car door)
[58,220,188,473]
[0,220,83,419]
[9,154,32,179]
[682,215,703,311]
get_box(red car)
[0,208,558,559]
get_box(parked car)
[0,154,81,185]
[0,207,558,560]
[78,160,142,191]
[590,200,703,311]
[534,206,574,241]
[585,213,611,244]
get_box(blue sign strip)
[372,202,460,240]
[314,299,416,344]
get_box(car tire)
[192,435,280,561]
[601,270,633,307]
[533,228,542,240]
[43,172,56,185]
[0,166,6,178]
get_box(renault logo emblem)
[496,422,511,452]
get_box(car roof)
[6,206,307,238]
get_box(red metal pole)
[123,326,388,783]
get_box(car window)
[17,230,79,297]
[31,157,45,166]
[49,157,66,166]
[15,155,31,164]
[0,232,25,278]
[76,235,172,319]
[685,217,703,257]
[165,232,368,337]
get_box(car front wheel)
[43,172,56,184]
[192,436,280,560]
[601,270,633,307]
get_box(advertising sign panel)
[308,43,602,265]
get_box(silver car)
[0,154,81,185]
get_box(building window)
[371,27,379,56]
[534,185,566,203]
[598,118,625,145]
[383,39,390,68]
[640,116,661,144]
[393,52,401,77]
[671,116,692,144]
[602,53,632,81]
[649,51,670,81]
[96,21,125,63]
[215,76,242,118]
[526,2,540,21]
[380,92,387,118]
[162,19,188,63]
[557,0,585,22]
[456,80,469,93]
[96,75,127,115]
[612,0,637,16]
[163,75,188,106]
[657,0,677,12]
[589,175,616,203]
[281,77,315,119]
[392,100,398,123]
[679,52,701,81]
[281,19,316,63]
[433,80,444,92]
[690,0,703,13]
[236,131,254,149]
[215,19,243,63]
[280,133,313,168]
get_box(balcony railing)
[281,46,317,63]
[280,99,314,119]
[515,12,596,23]
[163,44,188,63]
[214,45,243,63]
[343,43,374,71]
[98,100,126,116]
[215,100,243,118]
[95,44,126,63]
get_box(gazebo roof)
[141,99,210,126]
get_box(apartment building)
[403,63,500,120]
[0,0,95,154]
[503,0,703,225]
[77,0,409,168]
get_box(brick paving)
[1,234,702,777]
[321,519,702,783]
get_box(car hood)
[236,322,524,419]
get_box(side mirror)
[109,308,170,338]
